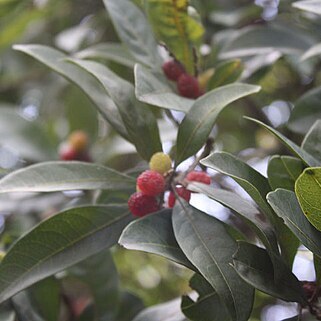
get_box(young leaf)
[176,84,260,165]
[267,156,305,191]
[119,209,195,270]
[292,0,321,15]
[13,44,128,140]
[172,202,254,321]
[301,42,321,61]
[67,58,162,160]
[201,152,276,224]
[288,86,321,135]
[245,117,319,167]
[0,205,132,303]
[135,64,194,112]
[103,0,161,68]
[267,189,321,257]
[0,161,135,194]
[301,120,321,163]
[295,167,321,231]
[232,242,306,304]
[144,0,204,73]
[181,273,230,321]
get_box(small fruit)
[162,60,185,81]
[168,187,191,208]
[177,74,202,99]
[186,171,211,185]
[128,192,160,217]
[149,152,172,174]
[59,144,78,161]
[137,170,165,196]
[68,130,89,152]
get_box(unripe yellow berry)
[68,130,89,152]
[149,152,172,174]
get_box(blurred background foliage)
[1,0,321,320]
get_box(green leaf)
[295,167,321,231]
[144,0,204,74]
[134,64,194,112]
[176,84,260,164]
[288,86,321,135]
[292,0,321,15]
[0,311,15,321]
[267,156,305,191]
[181,273,230,321]
[13,44,128,140]
[314,255,321,286]
[103,0,161,68]
[232,242,306,304]
[133,297,187,321]
[301,42,321,61]
[245,117,319,167]
[67,58,162,160]
[115,292,144,321]
[119,209,195,270]
[219,25,313,59]
[172,202,254,321]
[208,60,244,90]
[0,161,135,194]
[201,152,276,224]
[0,108,56,161]
[302,120,321,163]
[69,249,120,321]
[281,317,300,321]
[267,189,321,258]
[76,43,136,68]
[0,205,132,303]
[187,183,279,258]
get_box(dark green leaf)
[115,292,144,321]
[13,45,128,140]
[232,242,306,304]
[119,209,195,270]
[103,0,161,68]
[267,156,304,191]
[172,202,254,321]
[267,189,321,258]
[67,58,162,160]
[181,273,230,321]
[245,117,319,167]
[0,161,135,193]
[314,255,321,286]
[0,205,132,303]
[302,120,321,163]
[295,167,321,231]
[301,42,321,61]
[134,64,193,112]
[288,86,321,135]
[281,317,300,321]
[176,84,260,164]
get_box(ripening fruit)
[162,60,185,81]
[59,144,78,161]
[186,171,211,185]
[128,192,160,217]
[177,74,202,99]
[68,130,89,152]
[137,170,165,196]
[168,187,191,208]
[149,152,172,174]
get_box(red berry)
[168,187,191,208]
[137,170,165,196]
[186,171,211,185]
[162,60,185,81]
[59,144,78,161]
[128,192,160,217]
[177,74,202,99]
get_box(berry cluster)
[162,60,203,99]
[59,130,91,162]
[128,152,212,217]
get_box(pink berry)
[137,170,165,196]
[186,171,211,185]
[168,187,191,208]
[162,60,185,81]
[59,144,78,161]
[128,192,160,217]
[177,74,202,99]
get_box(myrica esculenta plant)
[1,0,321,320]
